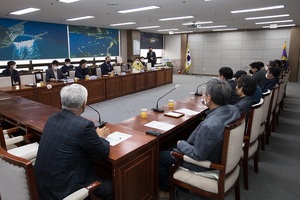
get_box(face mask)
[249,69,253,74]
[66,64,70,67]
[201,97,207,106]
[53,66,58,71]
[107,61,111,64]
[265,73,268,79]
[141,59,144,62]
[13,65,17,70]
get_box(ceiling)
[0,0,299,34]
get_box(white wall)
[164,34,181,71]
[187,29,291,75]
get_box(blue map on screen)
[0,18,68,60]
[69,25,119,57]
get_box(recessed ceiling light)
[245,14,290,20]
[182,21,213,25]
[231,5,284,14]
[66,16,95,21]
[173,31,194,34]
[263,24,295,28]
[197,25,227,29]
[255,20,293,25]
[157,29,179,32]
[58,0,80,3]
[117,6,159,14]
[212,28,238,32]
[136,26,160,30]
[159,16,194,21]
[10,7,41,15]
[109,22,136,26]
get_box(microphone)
[152,84,180,113]
[88,105,106,128]
[195,82,206,96]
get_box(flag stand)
[181,67,193,75]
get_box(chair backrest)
[270,84,279,114]
[261,90,271,124]
[0,76,12,87]
[20,74,35,85]
[276,79,285,106]
[0,124,7,150]
[247,98,264,143]
[0,146,38,200]
[34,72,44,83]
[69,70,75,78]
[222,114,246,174]
[113,66,121,74]
[96,68,102,76]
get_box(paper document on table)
[174,108,200,116]
[144,121,176,131]
[105,131,132,146]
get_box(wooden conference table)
[0,68,173,108]
[0,79,208,200]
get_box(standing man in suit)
[35,84,112,200]
[146,47,156,67]
[46,60,65,81]
[101,56,114,75]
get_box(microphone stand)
[195,83,206,96]
[88,105,106,128]
[152,85,179,112]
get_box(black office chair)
[34,72,43,83]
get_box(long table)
[0,68,173,108]
[0,77,209,200]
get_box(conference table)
[0,72,209,200]
[0,68,173,108]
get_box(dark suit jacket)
[35,109,110,200]
[261,77,279,93]
[46,68,65,81]
[253,70,266,89]
[75,66,90,78]
[101,62,113,75]
[147,51,157,67]
[227,79,240,105]
[235,95,255,114]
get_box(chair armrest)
[63,181,101,200]
[171,152,213,169]
[3,127,19,135]
[5,136,24,146]
[86,181,101,193]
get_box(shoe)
[158,191,169,199]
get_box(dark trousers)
[93,179,113,200]
[159,151,177,192]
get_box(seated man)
[235,75,257,114]
[46,60,65,81]
[121,58,133,73]
[249,62,266,89]
[1,60,20,85]
[101,56,114,75]
[219,67,239,104]
[75,59,90,78]
[261,67,280,93]
[61,58,74,76]
[158,79,240,198]
[35,84,112,200]
[233,70,262,104]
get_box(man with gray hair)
[35,84,112,200]
[158,79,240,198]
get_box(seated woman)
[121,59,133,73]
[1,61,20,86]
[261,67,280,93]
[132,57,145,72]
[234,75,257,114]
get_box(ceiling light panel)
[159,16,194,21]
[10,7,41,15]
[231,5,284,14]
[117,6,159,14]
[136,26,160,29]
[245,14,290,20]
[109,22,136,26]
[255,20,293,25]
[58,0,80,3]
[66,16,95,21]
